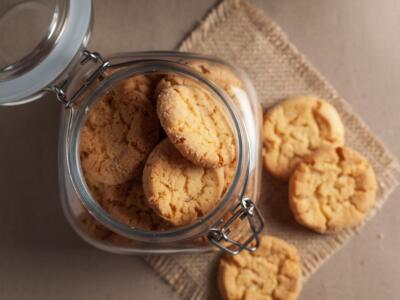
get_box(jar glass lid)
[0,0,92,105]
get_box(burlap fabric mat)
[144,0,400,299]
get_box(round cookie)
[186,61,243,92]
[218,235,302,300]
[289,146,377,234]
[262,96,345,180]
[114,75,154,99]
[101,69,158,100]
[79,211,132,245]
[155,74,199,98]
[79,211,113,240]
[143,139,225,226]
[222,159,237,194]
[89,180,167,231]
[157,84,235,168]
[80,88,160,185]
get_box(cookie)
[186,61,243,92]
[87,180,167,231]
[289,146,377,233]
[101,69,159,100]
[157,84,235,168]
[223,159,237,194]
[262,96,345,180]
[79,211,113,240]
[114,75,154,99]
[143,139,225,226]
[79,211,133,245]
[155,74,199,98]
[80,88,160,185]
[218,235,302,300]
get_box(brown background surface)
[0,0,399,299]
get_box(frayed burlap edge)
[144,0,400,299]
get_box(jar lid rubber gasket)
[0,0,92,105]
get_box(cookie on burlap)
[80,89,160,185]
[87,180,168,231]
[143,139,225,226]
[157,84,235,168]
[262,96,345,180]
[218,235,302,300]
[289,146,377,234]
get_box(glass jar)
[0,0,264,255]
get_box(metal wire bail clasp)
[48,50,109,108]
[208,197,264,255]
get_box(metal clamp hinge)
[208,197,264,255]
[47,50,109,108]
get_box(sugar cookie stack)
[262,95,377,233]
[79,63,239,231]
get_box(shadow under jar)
[0,0,264,255]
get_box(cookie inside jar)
[77,60,246,237]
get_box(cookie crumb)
[377,233,384,240]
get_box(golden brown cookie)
[289,146,377,233]
[143,139,225,226]
[218,235,302,300]
[223,159,237,194]
[262,96,345,180]
[78,211,133,245]
[155,74,199,98]
[157,85,235,168]
[87,180,168,231]
[114,75,154,100]
[78,211,113,240]
[80,88,160,185]
[101,69,159,100]
[186,61,243,92]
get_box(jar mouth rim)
[0,0,92,105]
[67,58,250,243]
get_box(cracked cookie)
[114,75,155,100]
[78,211,133,245]
[218,235,302,300]
[156,61,243,101]
[289,146,377,233]
[87,179,168,231]
[79,210,113,240]
[80,88,160,185]
[101,70,160,100]
[262,96,345,180]
[157,84,235,168]
[223,159,237,194]
[143,139,224,226]
[186,61,243,93]
[155,74,200,98]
